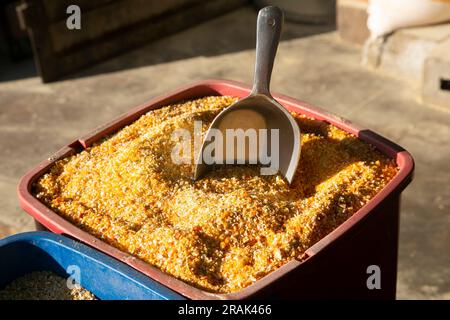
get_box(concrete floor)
[0,7,449,299]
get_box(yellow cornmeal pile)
[34,96,398,293]
[0,271,96,300]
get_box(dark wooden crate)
[1,0,32,60]
[17,0,247,82]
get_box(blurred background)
[0,0,449,299]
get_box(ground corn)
[34,96,398,293]
[0,271,95,300]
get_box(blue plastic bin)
[0,232,184,300]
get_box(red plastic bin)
[18,80,414,299]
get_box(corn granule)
[0,271,96,300]
[34,96,398,293]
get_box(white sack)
[367,0,450,39]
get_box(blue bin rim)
[0,231,183,300]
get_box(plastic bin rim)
[17,79,415,300]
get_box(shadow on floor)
[0,57,37,82]
[0,7,335,83]
[70,8,335,81]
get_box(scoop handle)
[251,6,283,97]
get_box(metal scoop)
[194,6,301,184]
